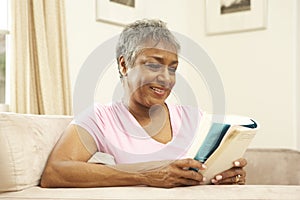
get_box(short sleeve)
[71,104,106,152]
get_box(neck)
[122,99,167,127]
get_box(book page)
[201,126,257,184]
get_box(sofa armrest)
[0,112,72,192]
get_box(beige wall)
[65,0,299,150]
[296,0,300,150]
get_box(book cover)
[186,113,259,184]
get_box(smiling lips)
[150,86,167,96]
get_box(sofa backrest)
[244,148,300,185]
[0,112,72,192]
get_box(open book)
[185,113,259,184]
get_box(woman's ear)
[118,56,128,77]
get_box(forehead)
[137,47,178,60]
[136,40,178,60]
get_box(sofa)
[0,112,299,200]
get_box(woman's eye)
[144,63,177,74]
[168,67,177,73]
[145,63,162,70]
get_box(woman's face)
[124,46,178,108]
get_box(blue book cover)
[188,114,258,175]
[195,123,230,162]
[194,119,257,162]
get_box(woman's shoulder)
[73,101,123,119]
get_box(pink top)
[72,101,202,164]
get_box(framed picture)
[96,0,142,26]
[205,0,268,35]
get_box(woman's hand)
[210,158,247,185]
[140,159,207,188]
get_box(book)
[185,113,259,184]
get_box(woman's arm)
[40,125,207,188]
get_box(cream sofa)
[0,112,299,200]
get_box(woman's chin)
[145,99,167,108]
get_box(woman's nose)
[157,67,172,85]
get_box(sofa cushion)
[0,112,72,192]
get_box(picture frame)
[205,0,268,35]
[95,0,142,26]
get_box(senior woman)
[41,19,247,188]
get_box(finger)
[233,158,247,167]
[213,168,246,182]
[214,175,246,185]
[159,167,203,187]
[169,163,205,182]
[173,159,206,170]
[178,168,205,182]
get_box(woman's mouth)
[150,86,166,95]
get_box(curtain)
[11,0,72,115]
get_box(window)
[0,0,10,104]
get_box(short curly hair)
[116,19,180,78]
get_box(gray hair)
[116,19,181,78]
